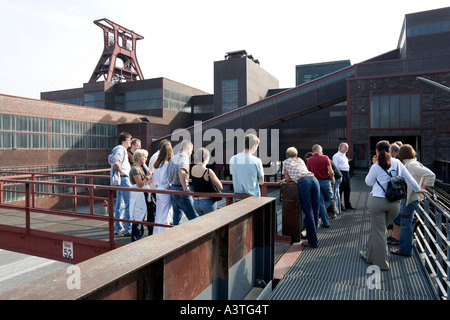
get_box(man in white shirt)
[229,134,264,197]
[110,132,133,236]
[332,142,356,211]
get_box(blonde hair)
[286,147,298,158]
[133,149,148,163]
[194,147,210,164]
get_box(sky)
[0,0,449,100]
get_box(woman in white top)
[361,140,422,270]
[152,142,174,234]
[129,149,152,242]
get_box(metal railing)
[0,169,281,264]
[0,196,277,300]
[415,188,450,300]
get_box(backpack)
[376,163,407,202]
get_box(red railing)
[0,169,281,263]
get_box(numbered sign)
[63,241,74,259]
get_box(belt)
[171,184,182,188]
[121,175,129,178]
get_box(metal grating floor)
[269,174,438,300]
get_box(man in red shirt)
[306,144,335,228]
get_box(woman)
[190,147,223,215]
[390,144,435,257]
[152,142,174,234]
[362,140,422,270]
[129,149,152,242]
[283,147,320,248]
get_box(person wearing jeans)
[390,144,435,257]
[167,140,199,225]
[306,144,334,228]
[283,147,320,248]
[109,132,133,236]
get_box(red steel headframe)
[89,18,144,83]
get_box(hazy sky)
[1,0,449,100]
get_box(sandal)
[390,249,411,257]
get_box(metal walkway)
[269,173,439,300]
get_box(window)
[222,79,238,113]
[370,94,421,129]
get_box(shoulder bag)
[208,169,223,202]
[376,164,407,202]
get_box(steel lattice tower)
[89,18,144,83]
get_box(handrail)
[415,189,450,300]
[0,171,281,263]
[0,196,277,300]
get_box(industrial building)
[1,7,449,179]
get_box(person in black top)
[190,147,223,215]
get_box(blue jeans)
[297,176,320,247]
[194,198,217,216]
[334,177,342,215]
[170,185,199,225]
[317,179,333,227]
[114,177,132,233]
[397,198,419,256]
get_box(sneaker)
[115,229,124,236]
[123,231,132,237]
[360,250,367,260]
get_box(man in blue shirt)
[229,134,264,197]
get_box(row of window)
[222,79,238,113]
[0,132,117,150]
[407,20,450,37]
[0,114,117,149]
[370,94,421,129]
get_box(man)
[110,132,133,236]
[306,144,334,227]
[167,140,198,225]
[229,134,264,197]
[332,142,356,211]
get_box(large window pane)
[389,96,399,128]
[411,94,421,127]
[380,96,390,127]
[370,97,379,128]
[400,95,410,128]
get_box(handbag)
[376,164,407,202]
[208,170,223,202]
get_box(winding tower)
[89,18,144,83]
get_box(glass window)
[389,96,399,128]
[400,95,410,128]
[84,91,104,103]
[380,96,390,126]
[370,94,421,129]
[370,97,379,128]
[410,94,421,127]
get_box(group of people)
[282,142,355,247]
[283,139,435,272]
[108,132,227,242]
[361,140,435,270]
[110,132,435,272]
